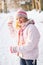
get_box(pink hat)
[16,9,28,19]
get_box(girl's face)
[16,17,28,29]
[16,17,26,24]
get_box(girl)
[8,9,40,65]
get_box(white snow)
[0,9,43,65]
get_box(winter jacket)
[16,20,40,60]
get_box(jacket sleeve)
[16,25,40,53]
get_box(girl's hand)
[10,46,14,53]
[8,21,13,28]
[8,21,15,35]
[8,16,14,28]
[10,46,17,53]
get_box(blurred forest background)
[0,0,43,13]
[0,0,43,65]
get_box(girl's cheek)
[19,19,22,23]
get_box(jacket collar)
[21,19,35,29]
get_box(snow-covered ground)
[0,9,43,65]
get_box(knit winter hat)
[16,9,28,19]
